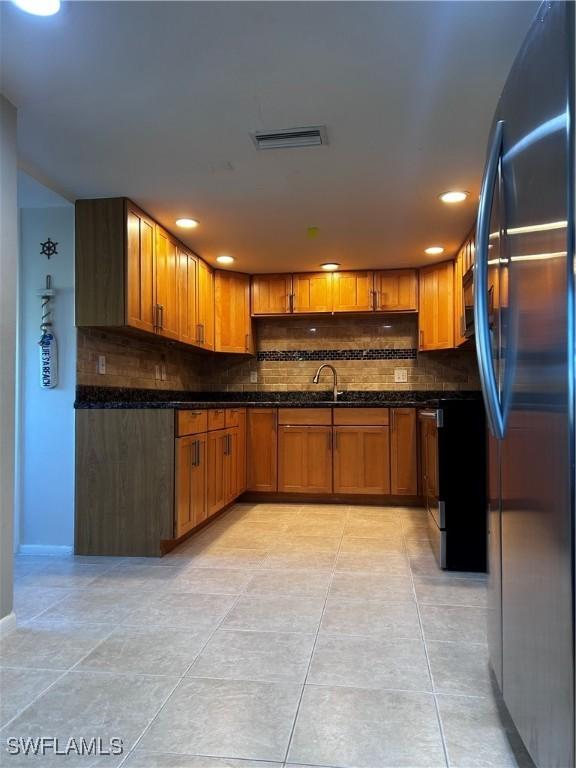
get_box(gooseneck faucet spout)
[312,364,339,402]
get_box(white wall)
[0,96,18,633]
[18,203,75,553]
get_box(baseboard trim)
[0,611,17,637]
[18,544,74,557]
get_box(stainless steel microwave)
[462,266,493,338]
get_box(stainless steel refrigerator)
[474,2,575,766]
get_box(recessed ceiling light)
[216,255,235,265]
[11,0,60,14]
[439,191,468,204]
[309,328,317,333]
[424,246,445,256]
[320,262,340,271]
[175,218,199,229]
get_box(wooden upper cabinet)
[155,226,180,341]
[177,246,198,346]
[292,272,333,313]
[453,247,467,347]
[126,204,156,333]
[390,408,418,495]
[333,426,390,494]
[278,425,333,493]
[374,269,418,312]
[332,271,374,312]
[251,274,293,315]
[246,409,277,492]
[215,271,253,353]
[197,258,215,351]
[418,261,454,351]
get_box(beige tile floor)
[0,503,534,768]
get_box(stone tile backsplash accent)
[77,315,480,393]
[256,348,417,362]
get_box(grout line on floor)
[406,529,451,768]
[115,571,248,767]
[281,505,350,764]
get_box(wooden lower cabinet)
[236,409,247,495]
[207,430,228,516]
[278,426,333,493]
[390,408,418,495]
[333,426,390,494]
[225,428,239,503]
[175,433,207,538]
[247,409,277,491]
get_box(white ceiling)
[1,1,536,272]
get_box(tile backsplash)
[210,315,479,392]
[77,328,208,390]
[77,315,479,393]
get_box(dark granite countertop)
[75,386,482,410]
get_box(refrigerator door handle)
[474,119,505,441]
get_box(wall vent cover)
[251,125,328,150]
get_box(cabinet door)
[278,426,333,493]
[175,434,207,537]
[453,249,467,347]
[247,409,277,491]
[207,430,227,516]
[390,408,417,495]
[292,272,333,313]
[236,409,247,495]
[155,226,180,340]
[418,261,454,350]
[126,205,156,332]
[251,274,293,315]
[178,247,198,346]
[332,271,373,312]
[215,271,253,353]
[225,428,239,503]
[197,259,215,350]
[374,269,418,312]
[333,426,390,494]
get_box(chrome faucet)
[312,364,339,401]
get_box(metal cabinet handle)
[289,293,295,313]
[370,290,377,311]
[245,333,249,352]
[474,119,505,440]
[419,329,424,348]
[157,304,164,330]
[196,324,202,343]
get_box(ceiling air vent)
[251,125,328,150]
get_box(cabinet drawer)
[277,408,332,426]
[333,408,389,426]
[225,408,245,428]
[207,408,226,431]
[176,410,208,436]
